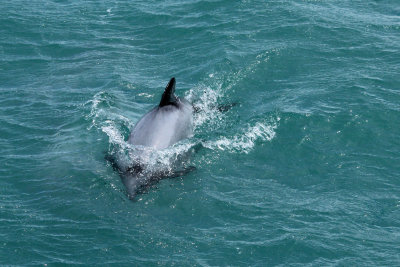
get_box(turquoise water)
[1,0,400,265]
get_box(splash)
[186,84,224,129]
[203,118,279,154]
[101,123,129,150]
[85,91,133,132]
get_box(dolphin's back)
[128,101,193,150]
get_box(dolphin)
[106,77,236,199]
[108,77,195,199]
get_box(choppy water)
[1,0,400,265]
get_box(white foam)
[203,119,279,154]
[101,124,129,149]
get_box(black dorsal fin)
[159,77,178,107]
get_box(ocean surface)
[1,0,400,265]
